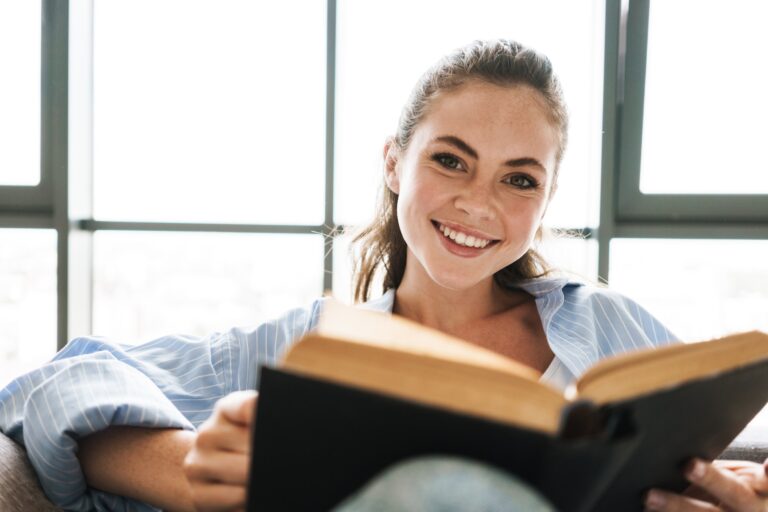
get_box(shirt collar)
[359,273,585,313]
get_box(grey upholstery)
[1,431,767,511]
[721,422,768,463]
[0,432,61,511]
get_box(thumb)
[216,390,259,426]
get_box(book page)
[317,298,542,380]
[575,331,768,404]
[281,299,567,433]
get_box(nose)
[453,181,495,221]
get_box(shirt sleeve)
[0,298,324,511]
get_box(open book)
[247,300,768,512]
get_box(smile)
[434,222,498,249]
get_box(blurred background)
[1,0,767,389]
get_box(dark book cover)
[247,368,630,511]
[247,360,768,512]
[587,359,768,511]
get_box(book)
[247,299,768,512]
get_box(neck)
[394,254,526,333]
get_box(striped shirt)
[0,275,677,511]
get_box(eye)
[503,174,538,189]
[432,153,465,171]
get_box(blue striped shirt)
[0,276,677,511]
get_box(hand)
[645,458,768,511]
[183,390,258,512]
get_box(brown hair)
[351,39,569,302]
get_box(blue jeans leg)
[332,456,557,512]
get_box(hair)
[351,39,569,302]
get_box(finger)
[196,420,251,454]
[184,450,250,485]
[684,458,761,511]
[645,489,720,511]
[713,459,764,473]
[215,390,258,426]
[735,470,768,496]
[189,482,247,512]
[683,484,719,504]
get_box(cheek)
[395,178,422,238]
[500,200,546,237]
[399,171,442,215]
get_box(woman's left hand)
[645,458,768,511]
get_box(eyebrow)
[433,135,548,173]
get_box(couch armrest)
[719,441,768,463]
[719,421,768,463]
[0,432,61,511]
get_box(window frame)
[0,0,62,216]
[614,0,768,223]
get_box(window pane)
[640,0,768,194]
[335,0,604,229]
[0,0,40,186]
[93,232,324,342]
[611,238,768,438]
[609,239,768,341]
[0,229,57,386]
[540,236,598,282]
[93,0,326,224]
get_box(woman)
[2,39,767,512]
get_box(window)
[0,229,56,386]
[92,0,327,225]
[0,1,41,187]
[615,0,768,221]
[93,232,323,341]
[610,239,768,340]
[640,0,768,195]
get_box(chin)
[426,268,489,292]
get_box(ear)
[383,138,401,195]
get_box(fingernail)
[645,489,666,509]
[686,459,706,480]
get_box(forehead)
[412,81,559,161]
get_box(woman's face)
[385,81,559,292]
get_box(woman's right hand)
[183,390,258,512]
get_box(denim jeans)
[332,456,556,512]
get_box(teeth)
[438,224,492,248]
